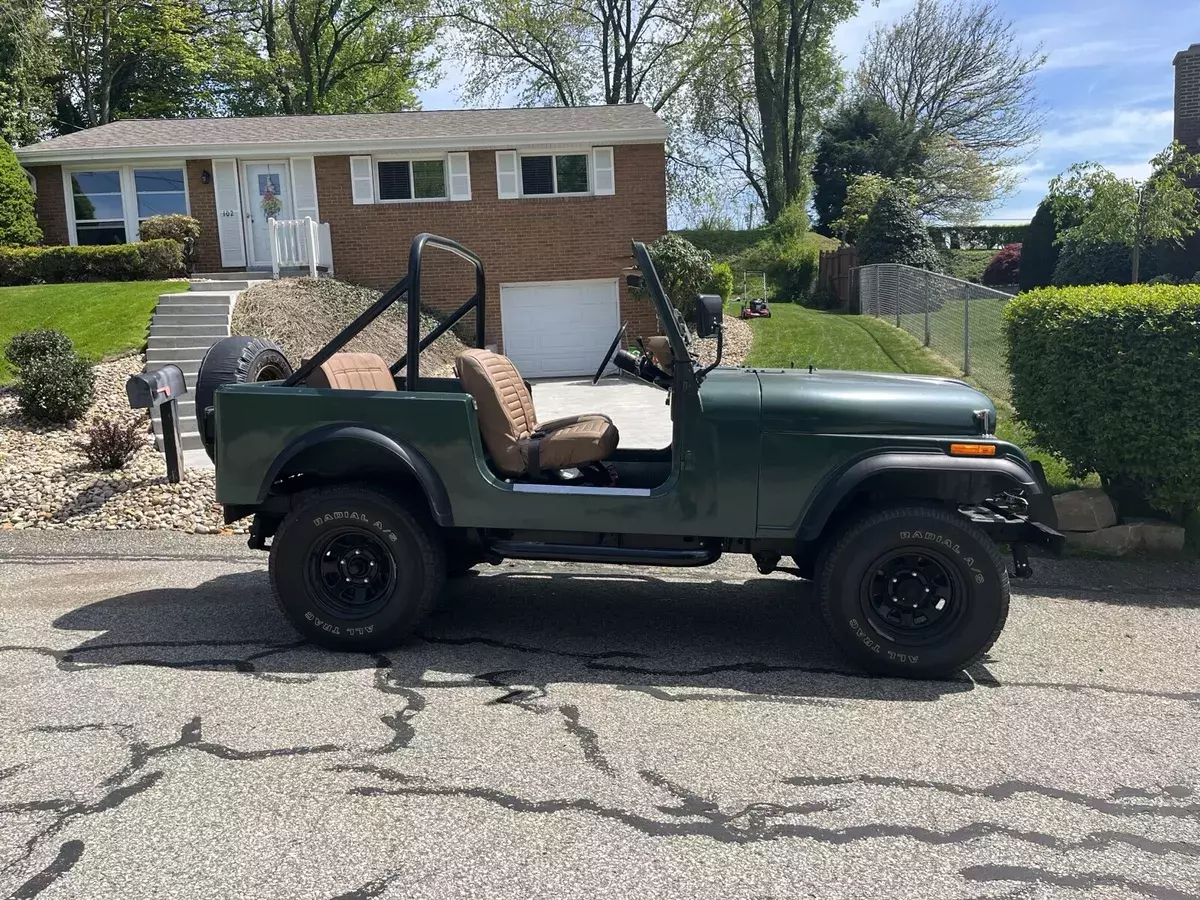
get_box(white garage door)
[500,279,621,378]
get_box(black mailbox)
[126,364,186,409]
[126,364,187,484]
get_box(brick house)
[14,105,669,377]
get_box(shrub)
[80,415,146,469]
[14,351,96,424]
[139,215,200,273]
[982,243,1021,286]
[858,186,941,270]
[0,138,40,247]
[1051,240,1131,286]
[705,261,734,302]
[1005,283,1200,517]
[0,239,184,286]
[642,233,713,317]
[770,198,811,246]
[770,240,819,303]
[5,329,75,371]
[1018,199,1064,292]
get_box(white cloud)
[1036,108,1173,155]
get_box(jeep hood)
[754,368,995,436]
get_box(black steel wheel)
[308,528,397,619]
[816,505,1008,678]
[269,485,444,650]
[858,548,964,645]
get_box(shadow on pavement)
[48,567,986,702]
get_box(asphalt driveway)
[1,531,1199,899]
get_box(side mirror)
[694,294,723,339]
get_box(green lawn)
[735,302,1094,493]
[0,281,176,383]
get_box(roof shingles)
[17,104,667,160]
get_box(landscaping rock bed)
[0,355,234,533]
[694,315,752,367]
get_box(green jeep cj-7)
[169,234,1061,679]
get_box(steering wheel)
[593,321,628,385]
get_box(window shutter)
[350,155,374,204]
[592,146,615,196]
[448,152,472,201]
[495,150,519,199]
[289,156,320,220]
[212,159,246,268]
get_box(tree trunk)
[1131,243,1140,284]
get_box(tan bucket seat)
[305,352,397,391]
[455,348,619,477]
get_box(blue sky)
[418,0,1193,224]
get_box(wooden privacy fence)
[819,246,858,309]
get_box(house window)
[376,159,446,201]
[134,168,187,219]
[68,164,189,245]
[71,170,126,245]
[520,153,590,196]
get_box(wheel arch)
[796,452,1054,543]
[259,425,453,526]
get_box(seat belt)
[526,437,542,481]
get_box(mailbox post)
[126,365,187,483]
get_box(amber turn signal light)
[949,443,997,457]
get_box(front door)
[242,161,293,268]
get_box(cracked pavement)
[1,531,1199,899]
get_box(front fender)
[797,451,1057,541]
[258,424,453,525]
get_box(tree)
[48,0,223,130]
[1048,143,1200,283]
[908,133,1012,222]
[692,0,856,222]
[220,0,437,115]
[856,0,1045,166]
[830,172,891,242]
[0,139,41,246]
[857,184,940,269]
[1018,197,1066,292]
[0,0,56,145]
[443,0,727,110]
[981,242,1019,286]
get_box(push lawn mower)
[739,271,771,319]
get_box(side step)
[488,541,720,567]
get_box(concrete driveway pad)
[533,377,672,449]
[1,531,1199,898]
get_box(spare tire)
[194,336,292,460]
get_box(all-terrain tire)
[194,336,292,460]
[816,505,1009,678]
[268,485,445,651]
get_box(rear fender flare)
[259,425,453,526]
[797,452,1055,541]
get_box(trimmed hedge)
[928,224,1027,250]
[139,215,200,273]
[1005,284,1200,517]
[0,239,184,286]
[1051,240,1131,286]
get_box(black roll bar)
[392,233,486,390]
[283,232,486,391]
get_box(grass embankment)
[0,280,176,383]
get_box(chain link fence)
[853,264,1014,400]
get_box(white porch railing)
[267,217,334,278]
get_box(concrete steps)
[145,279,243,462]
